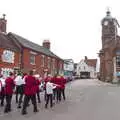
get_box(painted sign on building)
[2,50,15,63]
[1,68,14,78]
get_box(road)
[0,79,120,120]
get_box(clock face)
[104,21,108,26]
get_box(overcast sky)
[0,0,120,63]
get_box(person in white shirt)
[45,79,57,108]
[0,75,5,106]
[14,72,25,108]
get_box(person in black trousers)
[4,72,15,113]
[0,75,5,106]
[14,73,25,108]
[60,76,66,100]
[21,70,38,115]
[0,87,5,106]
[45,79,57,108]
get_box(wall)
[22,48,63,76]
[0,47,20,77]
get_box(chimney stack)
[0,14,7,33]
[84,56,88,63]
[42,40,50,50]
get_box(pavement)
[0,79,120,120]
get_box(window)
[116,56,120,67]
[30,54,35,65]
[84,66,86,70]
[41,55,45,67]
[59,63,63,74]
[116,50,120,55]
[48,57,51,69]
[60,63,63,70]
[52,59,55,70]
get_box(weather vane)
[106,7,110,12]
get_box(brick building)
[99,10,120,82]
[0,14,64,77]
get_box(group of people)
[0,70,67,115]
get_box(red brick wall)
[0,47,63,76]
[22,48,63,76]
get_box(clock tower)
[101,10,118,49]
[99,9,120,82]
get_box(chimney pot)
[0,13,7,33]
[42,40,51,50]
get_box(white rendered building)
[76,57,97,79]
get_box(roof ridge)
[9,32,43,47]
[8,32,63,60]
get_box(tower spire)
[2,14,6,19]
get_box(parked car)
[74,75,80,79]
[80,75,87,79]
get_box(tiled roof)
[86,59,97,68]
[8,32,62,60]
[0,32,19,51]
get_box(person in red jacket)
[21,70,38,115]
[60,75,67,100]
[51,74,57,101]
[53,75,62,102]
[4,72,15,113]
[34,74,41,103]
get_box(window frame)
[30,54,36,65]
[41,55,45,67]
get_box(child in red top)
[4,72,15,113]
